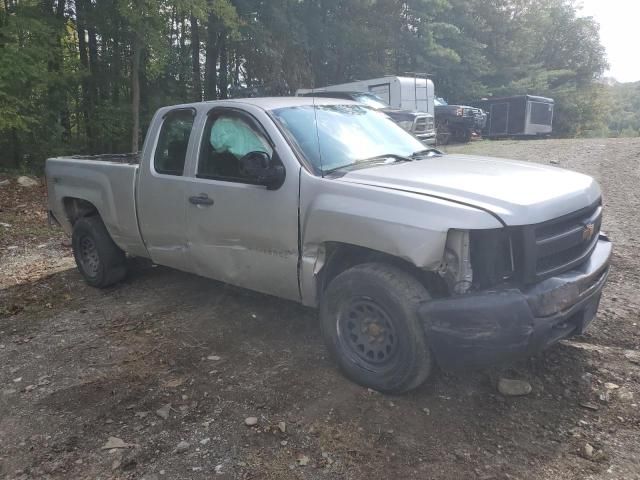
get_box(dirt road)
[1,138,639,479]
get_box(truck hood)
[381,108,430,122]
[336,154,601,225]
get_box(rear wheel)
[454,127,472,143]
[72,216,127,288]
[320,263,433,393]
[436,122,451,145]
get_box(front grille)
[427,117,434,130]
[413,116,429,133]
[522,201,602,282]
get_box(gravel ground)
[0,138,639,480]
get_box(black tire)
[320,262,432,393]
[456,128,472,143]
[436,122,451,145]
[72,216,127,288]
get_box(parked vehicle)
[474,95,554,138]
[299,91,435,145]
[46,96,611,393]
[434,97,487,144]
[296,75,435,114]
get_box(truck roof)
[164,96,358,112]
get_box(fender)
[298,171,503,306]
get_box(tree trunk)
[112,31,121,104]
[204,12,218,100]
[178,15,186,87]
[131,35,142,153]
[218,32,228,99]
[55,0,65,17]
[88,26,99,99]
[77,8,93,151]
[10,128,21,168]
[191,14,202,101]
[53,0,70,141]
[234,50,240,87]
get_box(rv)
[296,75,435,114]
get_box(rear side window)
[154,110,195,175]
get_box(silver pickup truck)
[46,97,611,393]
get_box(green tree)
[0,0,616,170]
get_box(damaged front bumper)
[419,235,612,368]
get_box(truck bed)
[66,153,140,164]
[46,156,148,258]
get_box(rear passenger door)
[137,108,196,270]
[183,107,300,301]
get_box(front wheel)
[72,216,127,288]
[436,122,451,145]
[320,263,433,393]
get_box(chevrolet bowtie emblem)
[582,223,595,241]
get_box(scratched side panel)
[298,171,503,306]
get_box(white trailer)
[296,76,435,114]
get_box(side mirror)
[239,151,285,190]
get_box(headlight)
[438,229,473,295]
[469,229,516,288]
[397,120,414,132]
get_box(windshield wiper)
[358,153,415,163]
[324,153,413,175]
[410,148,444,159]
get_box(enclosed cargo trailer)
[474,95,554,138]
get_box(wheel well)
[316,242,447,301]
[63,197,99,225]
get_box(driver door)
[183,107,300,301]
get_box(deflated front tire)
[320,262,433,393]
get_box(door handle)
[188,194,214,206]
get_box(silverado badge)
[582,223,595,241]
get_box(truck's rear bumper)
[419,235,612,369]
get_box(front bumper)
[474,115,487,131]
[416,132,437,145]
[419,235,612,368]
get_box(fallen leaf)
[101,437,132,450]
[163,377,185,388]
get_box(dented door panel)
[182,104,301,301]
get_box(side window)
[154,110,195,176]
[198,112,273,182]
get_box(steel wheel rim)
[337,297,398,367]
[79,236,100,277]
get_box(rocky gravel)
[1,138,639,479]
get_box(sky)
[578,0,640,83]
